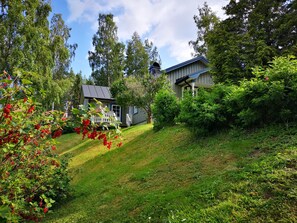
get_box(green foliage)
[189,2,220,57]
[144,39,162,66]
[125,32,149,77]
[111,73,169,123]
[0,1,77,110]
[0,72,71,222]
[0,71,120,222]
[205,0,297,83]
[179,56,297,134]
[0,0,52,74]
[152,89,180,130]
[227,55,297,127]
[179,84,230,135]
[50,13,77,80]
[88,13,125,87]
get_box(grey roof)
[165,56,209,73]
[82,85,114,100]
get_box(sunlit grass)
[45,124,297,222]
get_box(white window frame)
[133,106,138,114]
[112,104,121,121]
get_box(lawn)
[44,124,297,222]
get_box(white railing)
[91,111,117,124]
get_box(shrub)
[225,55,297,128]
[179,55,297,134]
[0,71,121,222]
[152,89,180,130]
[178,84,230,135]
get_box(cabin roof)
[165,56,209,73]
[82,85,114,100]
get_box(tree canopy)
[191,0,297,83]
[88,13,125,87]
[0,0,77,110]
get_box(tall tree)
[0,0,52,74]
[144,39,162,66]
[88,13,125,87]
[0,1,77,110]
[206,0,297,83]
[70,70,82,109]
[50,13,77,80]
[189,2,219,57]
[125,32,149,77]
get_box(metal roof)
[165,56,209,73]
[81,85,114,100]
[175,68,210,85]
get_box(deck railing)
[91,111,117,124]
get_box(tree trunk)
[147,108,152,124]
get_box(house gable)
[165,56,213,97]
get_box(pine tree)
[125,32,149,77]
[206,0,297,83]
[189,2,219,57]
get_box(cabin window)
[112,104,121,120]
[133,106,138,114]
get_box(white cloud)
[66,0,228,65]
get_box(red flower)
[43,207,48,214]
[52,129,63,138]
[34,124,41,130]
[117,142,123,147]
[74,127,81,134]
[107,142,112,150]
[103,137,108,146]
[3,104,11,114]
[82,119,90,126]
[23,97,28,102]
[88,130,97,139]
[51,145,56,151]
[114,135,119,139]
[27,105,35,113]
[82,128,88,139]
[98,133,106,140]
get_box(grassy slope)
[45,124,296,223]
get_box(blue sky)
[51,0,227,78]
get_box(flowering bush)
[0,71,121,222]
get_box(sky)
[51,0,229,78]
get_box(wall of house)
[166,61,208,98]
[195,72,214,87]
[132,108,147,125]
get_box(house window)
[133,106,138,114]
[112,104,121,121]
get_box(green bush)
[178,84,230,135]
[226,55,297,127]
[179,56,297,134]
[152,89,180,130]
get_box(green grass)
[44,124,297,222]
